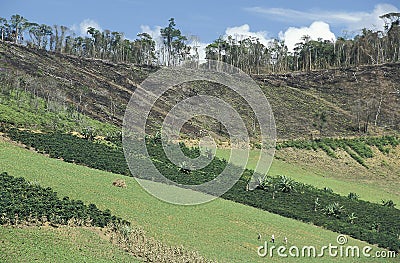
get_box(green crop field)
[0,140,397,262]
[216,149,400,206]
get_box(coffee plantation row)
[0,172,214,262]
[0,172,127,227]
[5,128,400,252]
[276,136,400,167]
[7,128,130,176]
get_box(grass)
[0,226,140,263]
[0,140,397,262]
[216,149,400,206]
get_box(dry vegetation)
[2,41,400,140]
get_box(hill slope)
[1,41,400,139]
[255,65,400,138]
[0,139,396,263]
[0,226,141,263]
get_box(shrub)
[277,175,296,193]
[0,172,127,227]
[275,135,400,167]
[348,212,358,224]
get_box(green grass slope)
[0,140,397,262]
[216,149,400,206]
[0,226,140,263]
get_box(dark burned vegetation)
[2,40,400,140]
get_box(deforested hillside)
[1,40,399,139]
[0,41,151,126]
[256,64,400,138]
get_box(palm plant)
[323,202,345,218]
[348,212,358,224]
[254,176,279,199]
[277,175,296,193]
[256,175,273,190]
[314,197,320,212]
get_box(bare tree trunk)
[374,96,383,126]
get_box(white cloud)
[224,24,271,46]
[189,41,208,60]
[140,25,163,46]
[71,19,102,36]
[246,6,359,23]
[346,3,399,32]
[246,4,399,32]
[222,22,336,53]
[279,21,336,52]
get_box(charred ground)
[1,41,399,140]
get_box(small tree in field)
[314,197,320,212]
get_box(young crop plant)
[323,202,345,219]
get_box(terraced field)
[0,140,397,262]
[216,147,400,205]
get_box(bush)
[381,199,396,208]
[323,202,345,218]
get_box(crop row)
[0,172,127,227]
[0,171,214,262]
[276,136,400,167]
[7,128,130,175]
[6,129,400,252]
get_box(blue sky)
[1,0,399,55]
